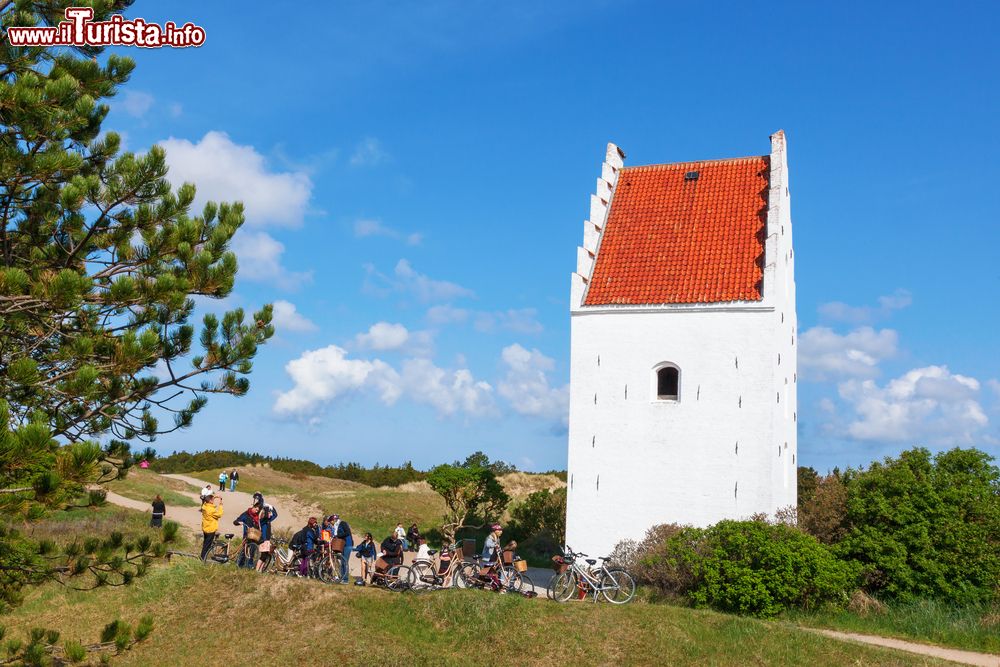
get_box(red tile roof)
[583,156,769,306]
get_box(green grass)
[0,559,953,666]
[27,501,189,550]
[788,599,1000,655]
[107,469,199,508]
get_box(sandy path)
[810,630,999,667]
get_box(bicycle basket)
[551,555,568,573]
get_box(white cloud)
[160,131,312,228]
[799,326,898,381]
[274,345,491,418]
[350,137,388,167]
[426,304,469,326]
[273,345,400,416]
[475,308,544,335]
[355,322,410,350]
[818,289,912,324]
[120,90,154,117]
[498,344,569,426]
[837,366,989,445]
[168,102,183,118]
[272,300,317,333]
[353,219,422,245]
[232,231,312,290]
[400,359,495,417]
[364,260,474,303]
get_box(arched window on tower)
[653,363,680,401]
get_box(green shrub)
[625,521,857,617]
[689,520,858,618]
[836,447,1000,605]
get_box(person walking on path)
[394,523,408,551]
[218,470,228,491]
[230,469,239,492]
[150,495,165,528]
[200,494,224,560]
[330,513,353,584]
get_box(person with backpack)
[199,494,224,561]
[256,503,278,572]
[293,517,320,577]
[233,506,262,569]
[330,513,353,584]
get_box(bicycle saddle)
[428,549,438,556]
[224,533,235,539]
[586,558,597,565]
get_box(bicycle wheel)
[518,573,534,596]
[316,555,337,583]
[551,571,577,602]
[600,568,636,604]
[329,553,344,583]
[388,565,412,591]
[499,566,524,593]
[408,561,436,591]
[455,563,477,589]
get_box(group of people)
[216,469,240,492]
[188,480,514,589]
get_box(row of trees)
[150,449,429,487]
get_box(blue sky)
[104,0,1000,472]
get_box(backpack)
[289,528,308,550]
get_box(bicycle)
[407,544,465,592]
[549,546,635,604]
[309,541,343,583]
[457,553,532,593]
[261,537,301,575]
[204,533,260,569]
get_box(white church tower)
[565,131,797,557]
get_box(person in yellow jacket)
[200,494,224,561]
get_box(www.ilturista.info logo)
[5,7,205,48]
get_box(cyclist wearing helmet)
[482,524,503,564]
[251,491,264,508]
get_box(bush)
[836,447,1000,605]
[690,521,858,617]
[618,521,857,617]
[799,472,848,545]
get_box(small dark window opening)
[656,367,679,400]
[684,171,700,181]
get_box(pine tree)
[0,0,274,624]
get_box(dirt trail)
[809,630,999,667]
[113,473,314,535]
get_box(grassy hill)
[3,548,947,666]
